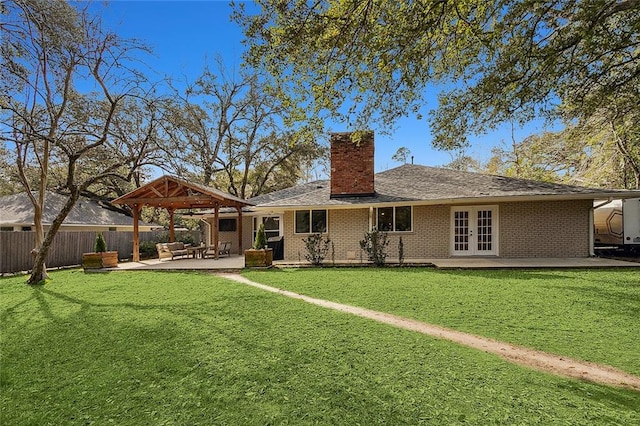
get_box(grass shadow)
[436,268,576,280]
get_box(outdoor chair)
[203,241,232,258]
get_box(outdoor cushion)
[156,242,189,260]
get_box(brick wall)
[282,209,370,262]
[499,200,591,257]
[388,205,450,260]
[279,200,592,262]
[282,205,451,262]
[330,132,375,198]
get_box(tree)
[0,144,21,195]
[563,103,640,189]
[222,127,325,199]
[392,147,411,164]
[488,119,640,189]
[234,0,640,150]
[160,59,326,198]
[443,151,484,173]
[253,223,268,249]
[485,133,574,182]
[1,0,152,284]
[79,94,167,206]
[160,58,251,186]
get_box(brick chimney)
[330,131,375,198]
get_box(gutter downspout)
[200,219,211,246]
[369,206,374,231]
[590,198,613,256]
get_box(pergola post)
[168,208,175,242]
[132,204,140,262]
[236,205,243,254]
[213,203,219,259]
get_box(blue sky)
[96,1,551,173]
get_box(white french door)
[451,206,498,256]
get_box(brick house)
[202,132,640,261]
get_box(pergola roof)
[112,175,253,210]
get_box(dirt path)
[220,273,640,391]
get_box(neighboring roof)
[112,175,253,210]
[252,164,640,209]
[0,192,152,227]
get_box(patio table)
[186,245,207,259]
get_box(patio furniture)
[186,245,207,259]
[156,242,189,260]
[203,241,232,259]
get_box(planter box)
[244,248,273,268]
[82,251,118,269]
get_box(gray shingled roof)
[197,180,331,215]
[252,164,640,208]
[0,192,151,227]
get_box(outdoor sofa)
[156,242,189,260]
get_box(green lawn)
[0,270,638,425]
[243,268,640,377]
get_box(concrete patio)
[112,255,246,271]
[107,255,638,271]
[425,257,639,269]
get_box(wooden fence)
[0,230,202,275]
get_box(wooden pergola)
[112,175,252,261]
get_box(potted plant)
[244,223,273,267]
[82,233,119,269]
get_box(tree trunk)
[27,189,49,285]
[27,192,80,285]
[28,251,49,285]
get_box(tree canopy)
[234,0,640,150]
[160,59,326,198]
[1,0,154,283]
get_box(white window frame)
[253,215,283,240]
[294,209,329,234]
[375,206,413,233]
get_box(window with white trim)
[295,209,327,234]
[253,216,281,240]
[376,206,412,232]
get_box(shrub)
[253,223,268,249]
[302,233,331,266]
[139,241,159,258]
[95,233,107,253]
[359,228,389,266]
[176,232,196,245]
[398,236,404,266]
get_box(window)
[376,206,412,232]
[21,226,32,231]
[253,216,281,240]
[0,227,14,232]
[295,209,327,234]
[108,227,117,232]
[219,218,237,232]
